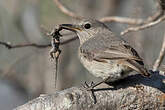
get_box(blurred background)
[0,0,164,109]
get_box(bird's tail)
[122,59,150,77]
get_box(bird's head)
[60,19,109,44]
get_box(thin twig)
[100,16,144,25]
[145,0,164,23]
[0,36,77,49]
[53,0,165,30]
[53,0,165,36]
[120,0,165,35]
[153,32,165,71]
[100,8,163,25]
[53,0,147,25]
[100,0,164,24]
[121,15,165,35]
[53,0,82,19]
[0,41,51,49]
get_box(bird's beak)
[60,24,82,32]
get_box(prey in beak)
[60,24,82,32]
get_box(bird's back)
[80,30,123,52]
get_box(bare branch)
[100,8,163,25]
[0,41,51,49]
[120,0,165,35]
[100,0,164,24]
[100,16,144,25]
[121,15,165,35]
[0,36,77,49]
[153,32,165,71]
[15,73,165,110]
[53,0,82,20]
[53,0,165,37]
[53,0,154,25]
[145,0,164,23]
[52,0,148,25]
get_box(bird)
[60,19,150,90]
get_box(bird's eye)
[84,23,91,29]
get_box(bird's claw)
[82,81,95,91]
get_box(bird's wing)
[80,33,150,77]
[95,43,143,62]
[80,33,143,62]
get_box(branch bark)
[15,72,165,110]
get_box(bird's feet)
[82,81,97,104]
[82,81,95,91]
[82,79,107,91]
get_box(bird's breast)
[79,52,132,82]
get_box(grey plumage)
[61,19,150,88]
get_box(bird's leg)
[82,79,109,104]
[84,78,109,91]
[81,81,97,104]
[82,81,95,88]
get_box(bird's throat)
[77,32,93,45]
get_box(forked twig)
[53,0,165,36]
[121,15,165,35]
[121,0,165,35]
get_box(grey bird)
[60,19,150,89]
